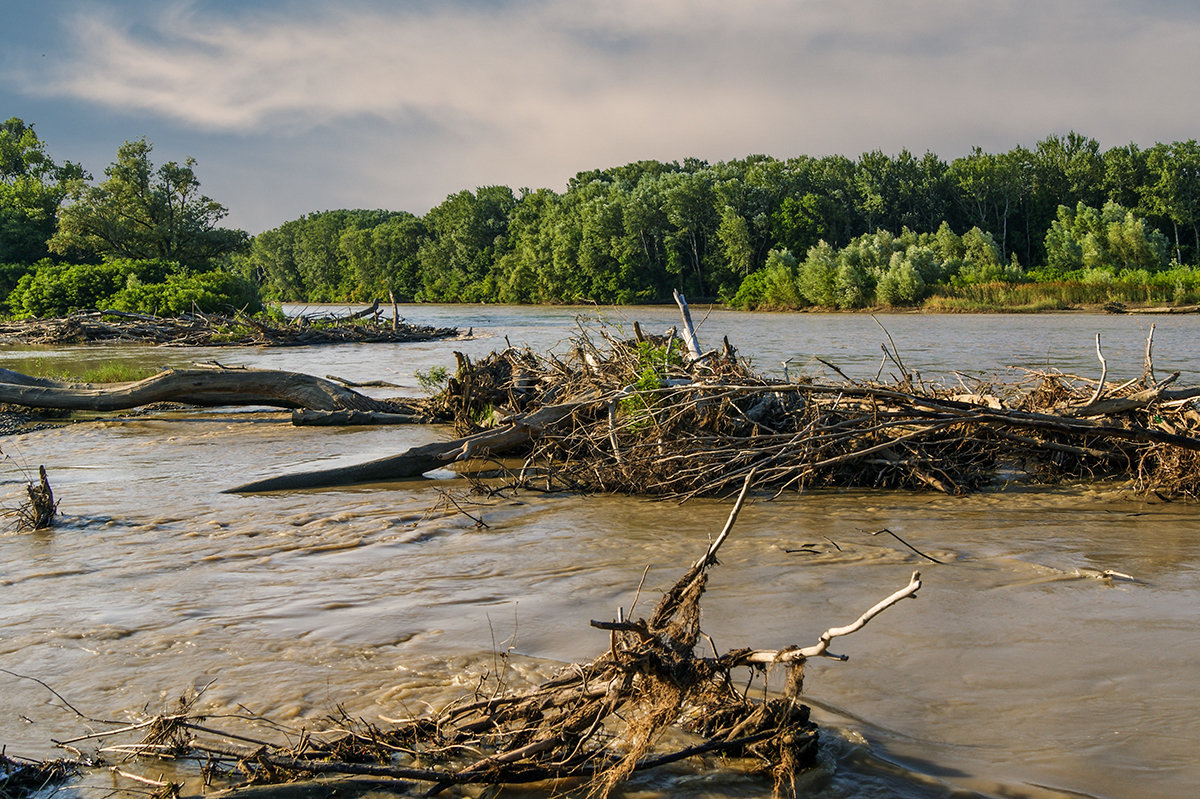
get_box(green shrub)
[4,258,260,317]
[110,269,261,315]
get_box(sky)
[4,0,1200,234]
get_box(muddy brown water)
[2,308,1199,798]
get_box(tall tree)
[49,138,246,267]
[659,170,718,295]
[0,118,86,263]
[417,186,516,301]
[950,147,1028,260]
[1145,140,1200,263]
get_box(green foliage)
[4,258,260,317]
[415,365,450,394]
[417,186,516,302]
[9,260,135,316]
[930,267,1200,311]
[48,138,246,268]
[160,125,1200,308]
[110,269,261,316]
[8,356,160,383]
[620,340,685,421]
[792,242,834,306]
[876,252,927,306]
[1,118,86,264]
[0,261,38,298]
[1042,201,1169,277]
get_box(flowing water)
[2,307,1199,798]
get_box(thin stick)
[743,571,922,664]
[871,315,910,379]
[694,469,755,570]
[1,668,108,723]
[814,356,851,382]
[110,767,171,787]
[869,527,944,564]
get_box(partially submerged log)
[0,367,394,413]
[231,400,589,492]
[291,409,430,426]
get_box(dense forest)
[233,132,1200,310]
[5,115,1200,315]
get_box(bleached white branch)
[673,289,704,363]
[741,570,922,664]
[1087,332,1107,405]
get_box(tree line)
[236,133,1200,308]
[6,115,1200,315]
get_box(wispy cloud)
[9,0,1200,228]
[31,1,1200,148]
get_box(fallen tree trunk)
[229,400,590,493]
[290,409,430,426]
[0,367,391,412]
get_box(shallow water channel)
[2,307,1199,798]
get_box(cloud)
[10,0,1200,229]
[29,1,1200,146]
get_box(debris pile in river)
[424,318,1200,500]
[0,306,458,347]
[32,478,920,798]
[0,453,57,531]
[0,752,76,797]
[21,465,56,530]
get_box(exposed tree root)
[21,465,56,530]
[1,449,58,531]
[18,478,920,798]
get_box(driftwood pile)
[233,312,1200,499]
[33,480,919,799]
[0,752,76,798]
[0,306,457,347]
[3,296,1199,500]
[489,327,1200,500]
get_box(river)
[1,307,1198,798]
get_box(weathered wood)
[0,309,458,347]
[0,368,389,412]
[1069,372,1183,417]
[229,401,587,493]
[291,409,428,426]
[672,289,704,362]
[22,465,57,531]
[346,298,381,320]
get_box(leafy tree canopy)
[0,118,86,263]
[49,138,247,268]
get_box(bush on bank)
[4,258,262,318]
